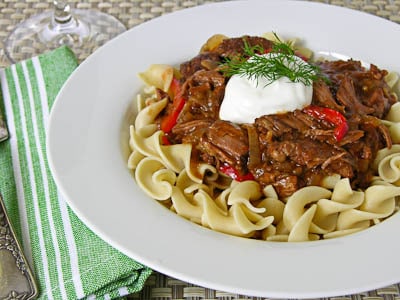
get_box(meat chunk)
[177,70,226,123]
[200,120,249,173]
[317,60,396,118]
[312,80,344,113]
[213,35,273,59]
[180,52,221,80]
[251,106,391,197]
[336,75,375,115]
[171,119,213,145]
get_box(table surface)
[1,1,400,299]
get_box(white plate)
[47,1,400,298]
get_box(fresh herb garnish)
[220,34,325,86]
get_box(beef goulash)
[155,36,396,198]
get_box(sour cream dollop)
[219,54,313,124]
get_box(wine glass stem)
[53,1,72,24]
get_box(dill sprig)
[220,35,324,86]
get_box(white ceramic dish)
[47,1,400,298]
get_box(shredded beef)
[317,60,397,118]
[203,120,249,173]
[177,70,226,123]
[180,52,221,80]
[213,35,274,59]
[159,36,396,198]
[312,80,344,113]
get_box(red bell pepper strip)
[161,135,172,145]
[168,76,181,97]
[160,77,186,133]
[219,163,255,182]
[303,105,349,142]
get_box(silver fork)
[0,107,38,299]
[0,194,38,299]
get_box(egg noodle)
[127,33,400,242]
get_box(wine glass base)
[5,9,126,63]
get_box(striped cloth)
[0,46,152,300]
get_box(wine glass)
[4,1,126,63]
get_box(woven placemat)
[1,1,400,299]
[0,0,400,65]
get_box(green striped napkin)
[0,46,152,300]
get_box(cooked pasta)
[127,33,400,242]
